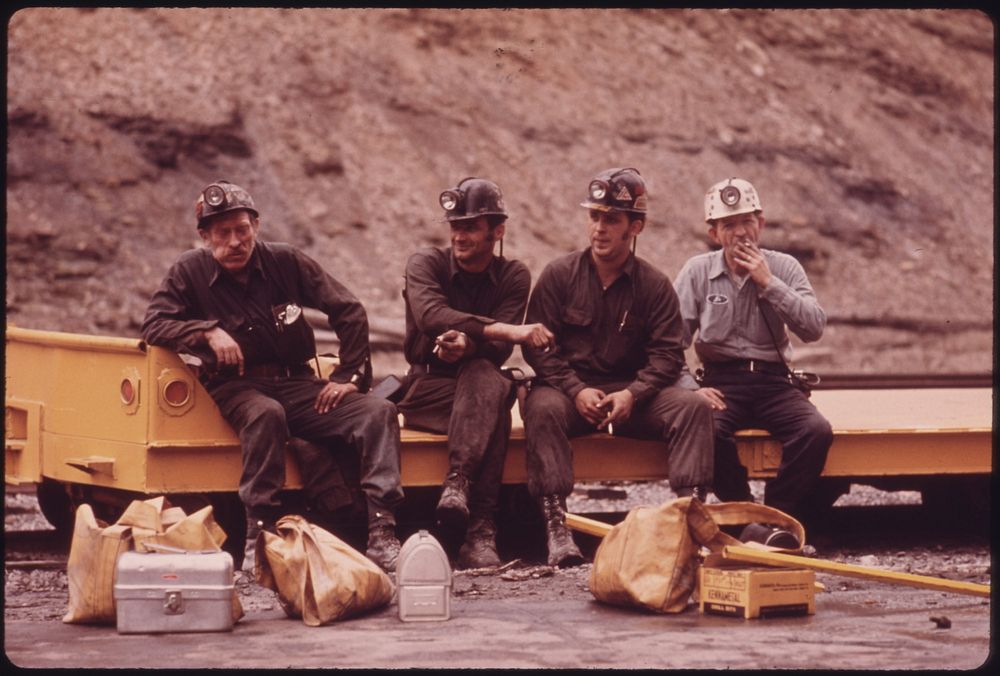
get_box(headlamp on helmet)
[439,177,508,223]
[719,185,741,207]
[588,180,609,201]
[439,189,462,212]
[195,180,259,229]
[704,177,762,223]
[580,167,647,215]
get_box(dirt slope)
[5,8,994,374]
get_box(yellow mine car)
[5,326,992,553]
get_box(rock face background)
[6,8,993,376]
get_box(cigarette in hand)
[432,344,441,356]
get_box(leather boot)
[366,518,402,573]
[674,485,708,502]
[436,471,470,535]
[242,515,277,576]
[457,516,502,569]
[539,495,583,568]
[740,522,800,549]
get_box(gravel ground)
[4,482,990,625]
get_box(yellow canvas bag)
[256,515,394,626]
[63,497,243,624]
[589,498,804,613]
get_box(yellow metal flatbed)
[405,386,993,486]
[4,327,993,499]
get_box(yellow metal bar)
[6,326,144,353]
[566,512,613,538]
[723,544,991,598]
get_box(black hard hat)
[195,180,259,229]
[580,167,647,215]
[439,177,508,223]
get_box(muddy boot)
[539,495,584,568]
[366,516,402,573]
[242,515,277,576]
[436,471,470,535]
[457,516,502,569]
[674,485,708,502]
[739,522,800,549]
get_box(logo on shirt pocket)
[707,293,729,305]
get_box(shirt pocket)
[559,306,593,357]
[601,312,646,366]
[699,292,735,344]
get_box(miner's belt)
[703,359,789,377]
[243,363,310,378]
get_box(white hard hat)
[704,177,762,223]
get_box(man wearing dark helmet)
[522,168,714,567]
[142,180,405,574]
[394,177,554,569]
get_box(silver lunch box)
[114,549,235,634]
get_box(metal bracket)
[65,456,116,477]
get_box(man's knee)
[523,388,568,428]
[356,396,399,427]
[653,386,714,428]
[244,397,287,432]
[802,412,833,447]
[684,389,714,423]
[458,358,511,400]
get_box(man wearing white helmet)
[674,177,832,531]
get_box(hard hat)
[580,167,647,215]
[439,177,508,223]
[195,180,259,228]
[704,177,762,223]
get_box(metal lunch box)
[396,530,451,621]
[113,548,235,634]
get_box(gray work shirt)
[673,248,826,389]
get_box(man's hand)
[694,386,727,411]
[597,389,635,430]
[732,240,772,287]
[204,327,244,376]
[315,381,358,414]
[434,329,472,363]
[484,322,556,351]
[574,387,608,426]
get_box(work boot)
[539,495,584,568]
[674,485,707,502]
[242,516,277,576]
[740,522,800,549]
[366,519,402,573]
[436,471,470,535]
[457,516,502,569]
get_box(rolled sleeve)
[759,256,826,342]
